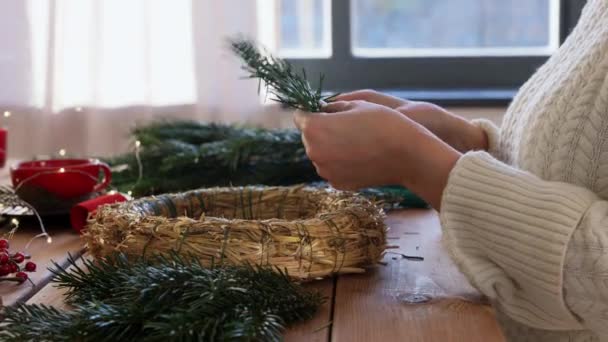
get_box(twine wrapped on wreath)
[84,186,388,280]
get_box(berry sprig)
[0,239,36,284]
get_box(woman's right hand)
[334,90,488,153]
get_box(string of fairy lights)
[0,106,146,252]
[0,109,53,249]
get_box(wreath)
[85,186,387,280]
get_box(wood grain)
[0,223,84,307]
[331,209,505,342]
[284,279,334,342]
[26,252,89,309]
[22,209,506,342]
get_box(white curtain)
[0,0,288,159]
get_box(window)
[351,0,559,57]
[259,0,587,104]
[258,0,331,58]
[26,0,196,109]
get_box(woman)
[294,0,608,340]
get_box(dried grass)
[84,186,387,280]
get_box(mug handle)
[92,163,112,193]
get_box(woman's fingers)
[334,90,408,109]
[293,109,322,131]
[294,101,358,126]
[322,101,354,113]
[333,91,365,102]
[293,109,305,131]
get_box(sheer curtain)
[0,0,284,159]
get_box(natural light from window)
[28,0,196,110]
[258,0,560,59]
[352,0,561,57]
[257,0,332,59]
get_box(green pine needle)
[0,253,325,342]
[229,38,338,112]
[104,121,427,209]
[107,122,319,197]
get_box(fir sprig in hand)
[230,38,338,112]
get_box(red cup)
[10,159,112,199]
[71,193,128,233]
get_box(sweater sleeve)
[440,151,602,332]
[563,202,608,336]
[470,118,502,158]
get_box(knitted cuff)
[471,118,501,157]
[440,151,596,330]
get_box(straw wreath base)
[84,186,388,280]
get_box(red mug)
[11,159,112,199]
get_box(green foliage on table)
[106,121,428,209]
[106,39,427,208]
[108,121,319,196]
[0,253,324,341]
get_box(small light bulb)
[58,148,66,156]
[127,190,133,196]
[135,140,141,148]
[108,190,118,195]
[47,236,53,244]
[10,218,19,226]
[59,167,66,173]
[3,111,11,118]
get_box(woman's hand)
[293,100,461,210]
[334,90,488,153]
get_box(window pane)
[257,0,331,58]
[352,0,559,57]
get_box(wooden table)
[0,209,505,341]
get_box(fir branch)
[107,122,318,197]
[1,253,324,342]
[105,121,428,209]
[0,302,147,342]
[230,38,338,112]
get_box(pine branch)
[105,121,428,209]
[0,302,146,342]
[229,38,338,112]
[107,122,318,196]
[1,253,324,342]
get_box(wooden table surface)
[0,163,86,308]
[0,209,505,342]
[0,165,505,342]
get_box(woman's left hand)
[293,100,462,210]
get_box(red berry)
[15,271,27,283]
[9,263,18,273]
[0,253,8,265]
[0,239,9,249]
[24,261,36,272]
[12,252,24,264]
[0,264,10,276]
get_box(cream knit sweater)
[440,0,608,340]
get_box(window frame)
[285,0,588,105]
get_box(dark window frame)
[286,0,588,105]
